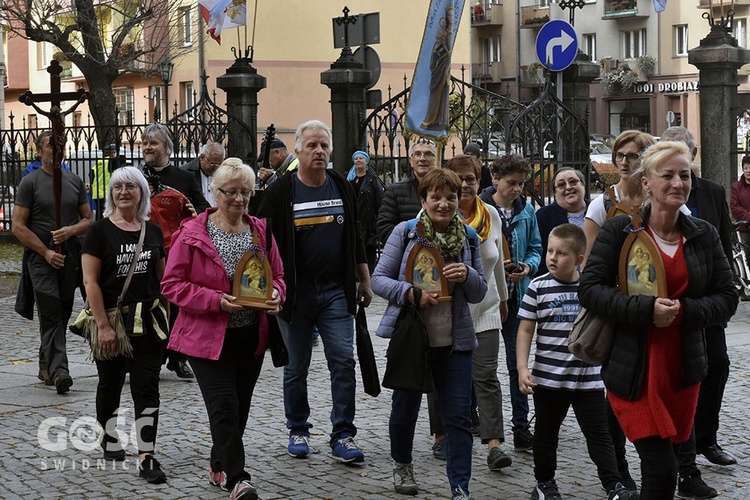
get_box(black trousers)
[633,436,679,500]
[694,324,730,451]
[532,387,622,492]
[188,325,263,492]
[95,332,165,455]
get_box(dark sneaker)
[531,479,563,500]
[138,455,167,484]
[514,428,534,451]
[229,479,258,500]
[101,435,126,461]
[677,474,718,499]
[167,359,194,379]
[487,446,512,471]
[208,465,227,490]
[393,462,418,495]
[432,439,447,460]
[608,482,639,500]
[54,373,73,394]
[288,434,310,458]
[331,435,364,463]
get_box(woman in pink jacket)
[162,162,285,500]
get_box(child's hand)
[518,369,537,395]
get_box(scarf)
[419,210,466,261]
[460,196,491,242]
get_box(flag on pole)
[405,0,466,142]
[654,0,667,13]
[198,0,247,44]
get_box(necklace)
[649,226,681,245]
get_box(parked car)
[590,133,616,149]
[589,141,612,164]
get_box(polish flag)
[198,0,247,44]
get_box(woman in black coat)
[349,150,385,273]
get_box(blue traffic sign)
[535,20,578,72]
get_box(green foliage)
[601,69,638,93]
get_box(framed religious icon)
[232,230,276,309]
[405,222,451,301]
[618,214,667,298]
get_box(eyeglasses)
[217,187,252,199]
[112,183,139,192]
[458,176,478,185]
[411,151,436,160]
[615,152,641,163]
[555,178,581,190]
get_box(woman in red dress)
[579,141,737,499]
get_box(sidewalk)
[0,293,748,499]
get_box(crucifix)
[334,6,358,54]
[18,60,88,252]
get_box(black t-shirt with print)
[82,219,165,309]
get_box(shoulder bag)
[568,306,615,365]
[70,223,146,361]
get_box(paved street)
[0,292,748,499]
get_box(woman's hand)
[220,293,244,313]
[653,297,680,328]
[518,368,537,395]
[97,324,117,353]
[499,300,509,323]
[407,288,439,309]
[508,262,530,283]
[266,288,282,315]
[444,263,468,283]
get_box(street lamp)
[158,59,174,121]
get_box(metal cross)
[557,0,586,26]
[18,60,88,247]
[334,6,358,49]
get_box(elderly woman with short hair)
[81,166,168,483]
[161,162,285,500]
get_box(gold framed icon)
[232,230,276,309]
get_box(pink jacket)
[161,208,286,360]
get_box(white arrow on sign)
[545,30,575,67]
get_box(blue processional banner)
[405,0,466,142]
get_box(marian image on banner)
[404,0,465,141]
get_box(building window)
[179,7,193,46]
[181,82,195,119]
[114,87,135,126]
[674,25,688,57]
[539,0,550,7]
[36,42,49,69]
[583,33,596,61]
[621,28,646,59]
[482,36,501,63]
[735,18,747,49]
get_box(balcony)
[698,0,750,6]
[471,1,503,27]
[472,61,505,84]
[603,0,644,19]
[521,5,549,29]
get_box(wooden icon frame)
[405,222,451,302]
[618,229,667,298]
[232,230,275,309]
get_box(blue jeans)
[502,310,530,432]
[277,281,356,443]
[390,347,473,496]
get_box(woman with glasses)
[536,167,589,277]
[81,167,168,483]
[161,162,285,500]
[582,130,656,267]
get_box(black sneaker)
[487,446,512,471]
[531,479,562,500]
[677,473,718,499]
[432,439,446,460]
[167,359,194,379]
[101,434,126,461]
[514,428,534,451]
[139,455,167,484]
[608,482,639,500]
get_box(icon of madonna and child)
[625,244,661,297]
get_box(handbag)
[568,306,616,365]
[70,223,146,361]
[355,305,381,397]
[382,289,434,393]
[262,217,289,367]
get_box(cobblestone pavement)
[0,293,748,499]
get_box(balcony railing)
[521,5,549,29]
[698,0,750,7]
[604,0,638,17]
[472,61,505,84]
[472,1,503,27]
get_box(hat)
[257,138,286,163]
[463,143,482,157]
[352,150,370,163]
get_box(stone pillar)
[321,48,371,176]
[689,22,750,193]
[561,51,601,128]
[216,58,267,165]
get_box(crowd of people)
[11,122,742,500]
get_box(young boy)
[516,224,637,500]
